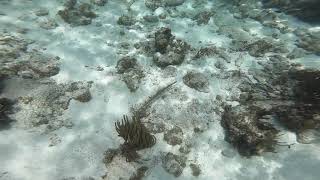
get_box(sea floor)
[1,0,320,180]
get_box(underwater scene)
[1,0,320,179]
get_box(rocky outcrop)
[274,69,320,144]
[233,45,320,146]
[0,33,93,132]
[153,27,190,67]
[103,148,120,165]
[116,56,145,92]
[58,0,97,26]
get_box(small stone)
[16,28,29,34]
[143,15,159,23]
[154,27,172,54]
[58,2,97,26]
[18,96,33,104]
[214,60,226,70]
[73,89,92,102]
[153,52,185,67]
[91,0,107,6]
[116,57,138,74]
[18,71,34,79]
[35,8,49,16]
[189,163,201,177]
[164,126,183,145]
[49,134,62,147]
[179,143,191,154]
[221,148,236,158]
[163,65,177,77]
[122,68,144,92]
[103,148,119,165]
[183,71,209,93]
[161,152,187,177]
[116,56,144,92]
[96,66,104,71]
[64,0,77,9]
[39,19,58,30]
[117,15,136,26]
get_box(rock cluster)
[0,33,92,132]
[228,49,320,154]
[153,27,190,67]
[274,69,320,144]
[189,163,201,177]
[116,56,145,92]
[221,105,280,156]
[58,0,97,26]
